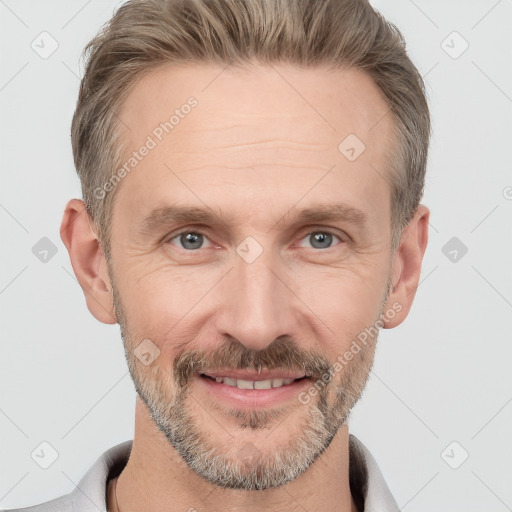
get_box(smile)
[197,371,312,409]
[200,374,308,389]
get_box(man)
[6,0,430,510]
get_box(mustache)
[173,336,332,388]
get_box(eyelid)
[163,224,210,240]
[296,223,351,241]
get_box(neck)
[114,398,358,512]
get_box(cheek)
[116,263,217,351]
[296,267,386,348]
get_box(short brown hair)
[71,0,430,258]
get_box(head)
[61,0,430,491]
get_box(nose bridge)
[215,239,294,351]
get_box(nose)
[214,245,298,352]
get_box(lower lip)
[197,375,312,409]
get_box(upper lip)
[200,370,307,381]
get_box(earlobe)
[382,204,430,329]
[60,199,117,325]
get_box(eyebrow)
[138,203,368,236]
[283,204,368,228]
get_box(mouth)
[200,373,309,390]
[197,370,312,409]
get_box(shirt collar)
[349,434,400,512]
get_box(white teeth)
[223,377,237,387]
[212,377,297,389]
[254,380,272,390]
[236,379,254,390]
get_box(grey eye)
[297,231,341,250]
[310,232,333,249]
[180,232,203,250]
[169,231,212,250]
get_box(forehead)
[118,61,392,146]
[112,62,394,231]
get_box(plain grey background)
[1,0,511,510]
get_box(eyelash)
[165,228,346,251]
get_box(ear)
[60,199,117,324]
[382,204,429,329]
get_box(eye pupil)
[310,232,333,249]
[181,232,203,250]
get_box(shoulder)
[0,493,73,512]
[1,440,133,512]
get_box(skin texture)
[61,62,429,512]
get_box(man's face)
[108,63,395,490]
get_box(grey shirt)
[2,434,400,512]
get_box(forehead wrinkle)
[171,120,335,150]
[163,163,335,174]
[187,138,332,152]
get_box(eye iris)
[310,232,332,249]
[181,232,203,250]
